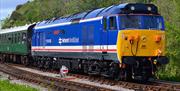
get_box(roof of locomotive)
[35,3,158,29]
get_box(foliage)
[1,0,180,81]
[156,23,180,82]
[0,80,38,91]
[154,0,180,82]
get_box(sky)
[0,0,29,20]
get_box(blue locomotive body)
[32,16,119,61]
[32,3,162,62]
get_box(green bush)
[156,22,180,82]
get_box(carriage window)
[2,34,4,43]
[18,33,20,43]
[3,34,5,43]
[109,16,117,30]
[14,34,16,43]
[11,34,13,43]
[22,33,26,40]
[5,34,6,43]
[0,35,1,43]
[8,35,11,43]
[2,35,4,43]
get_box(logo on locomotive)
[59,37,79,44]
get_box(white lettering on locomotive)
[59,37,79,44]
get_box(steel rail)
[1,63,179,91]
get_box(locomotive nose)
[116,30,168,81]
[116,30,166,63]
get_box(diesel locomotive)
[0,3,169,81]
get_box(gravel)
[13,66,134,91]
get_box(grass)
[0,80,38,91]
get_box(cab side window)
[109,16,117,30]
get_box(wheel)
[24,56,29,66]
[115,67,132,81]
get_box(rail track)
[0,63,130,91]
[0,63,179,91]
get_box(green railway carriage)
[0,25,32,64]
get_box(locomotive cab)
[116,15,168,80]
[112,4,169,81]
[102,14,168,81]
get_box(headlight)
[131,6,135,10]
[147,6,152,11]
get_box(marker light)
[147,6,152,11]
[131,6,135,10]
[128,35,135,44]
[155,35,161,42]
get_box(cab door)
[101,16,118,53]
[107,16,118,45]
[101,17,108,53]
